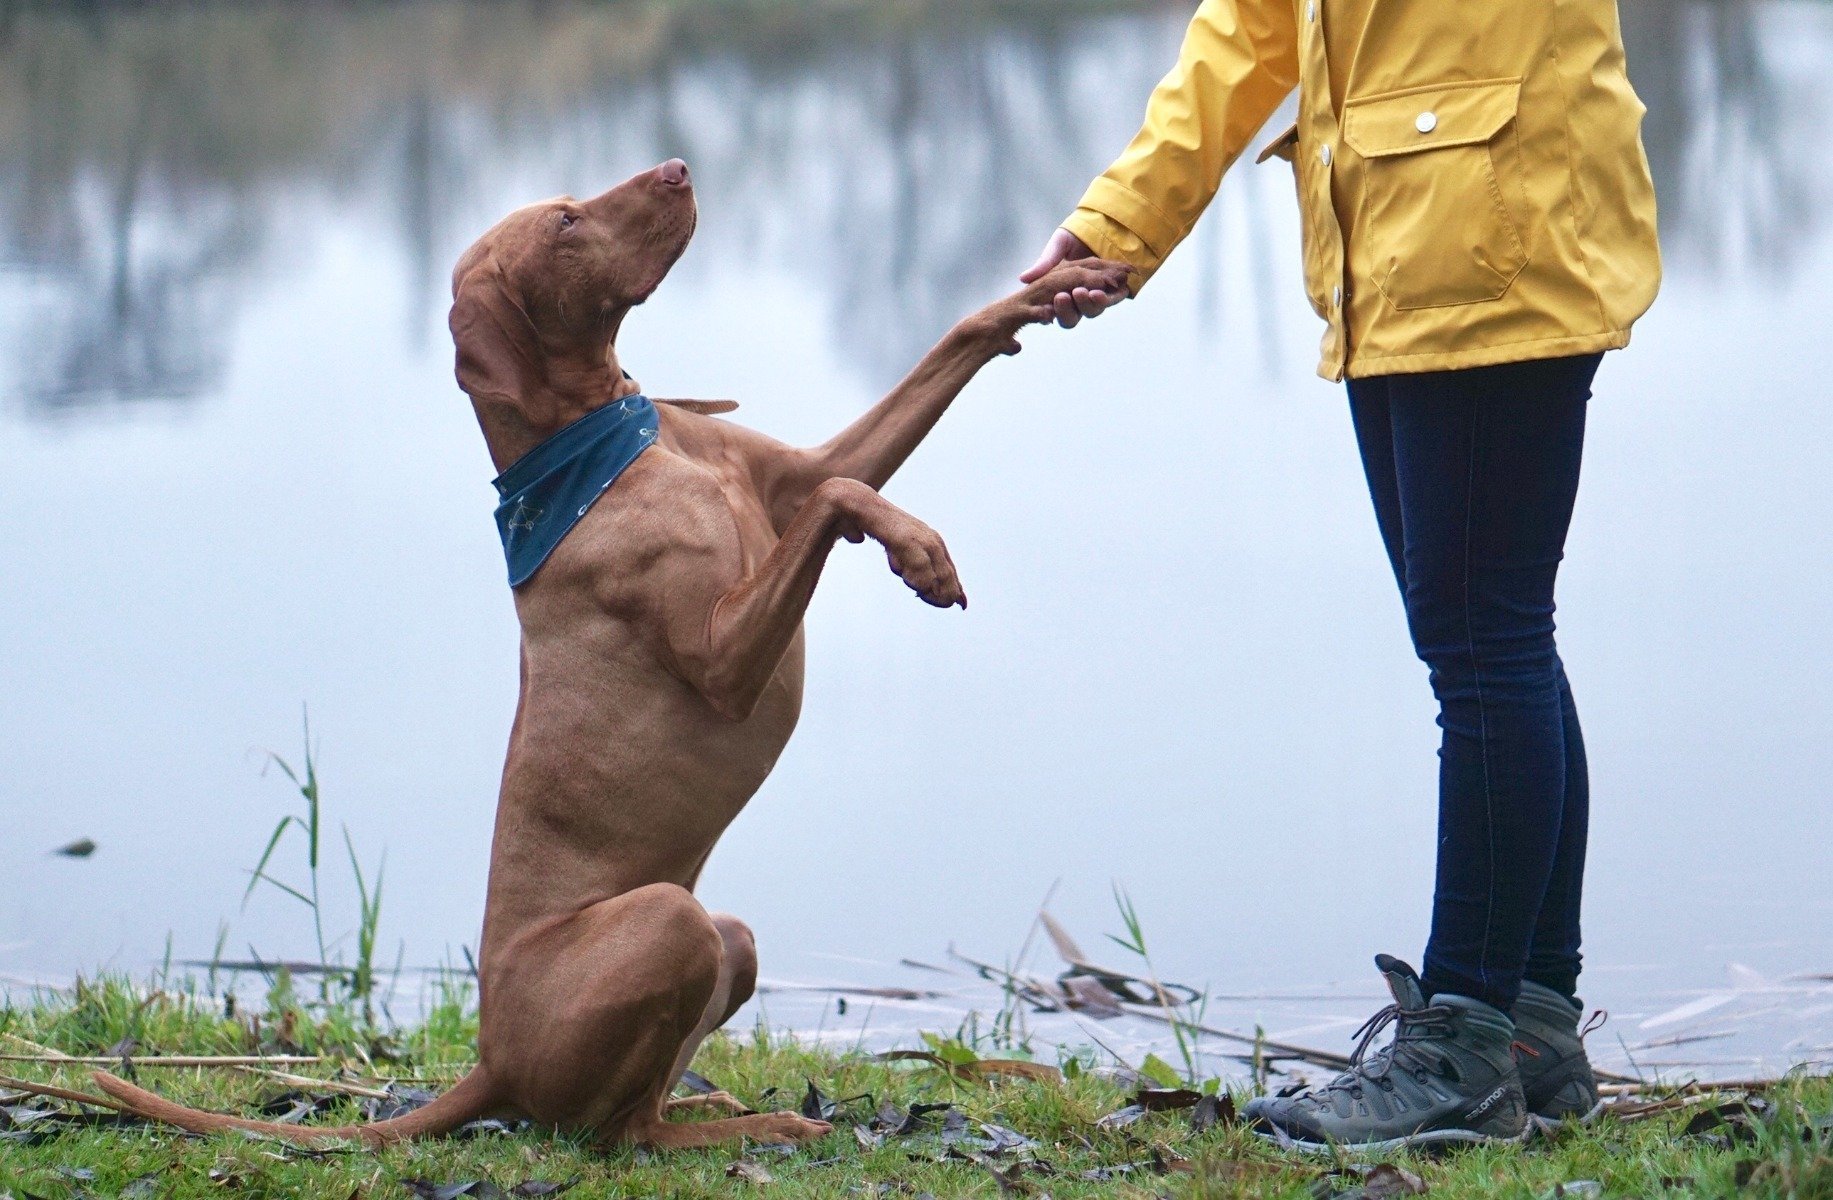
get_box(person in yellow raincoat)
[1026,0,1660,1150]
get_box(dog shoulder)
[559,444,743,618]
[601,444,740,562]
[655,404,818,532]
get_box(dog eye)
[557,212,577,230]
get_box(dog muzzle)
[492,394,659,587]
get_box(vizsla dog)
[96,158,1127,1149]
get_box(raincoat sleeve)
[1061,0,1299,289]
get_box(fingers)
[1018,228,1092,284]
[1018,242,1065,285]
[1047,285,1117,329]
[1021,256,1134,329]
[1043,258,1135,299]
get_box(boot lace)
[1315,1001,1457,1099]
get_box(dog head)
[449,159,697,465]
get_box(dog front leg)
[686,477,963,721]
[808,258,1132,491]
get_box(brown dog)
[95,158,1128,1149]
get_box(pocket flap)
[1341,78,1521,158]
[1254,121,1300,165]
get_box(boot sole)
[1251,1122,1535,1154]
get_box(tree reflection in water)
[0,0,1816,415]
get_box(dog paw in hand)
[1025,257,1133,310]
[968,258,1132,351]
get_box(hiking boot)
[1243,955,1529,1151]
[1510,979,1603,1124]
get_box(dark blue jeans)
[1349,354,1600,1013]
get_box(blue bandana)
[492,394,659,587]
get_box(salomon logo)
[1465,1086,1507,1121]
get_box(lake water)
[2,1,1829,1078]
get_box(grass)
[3,976,1831,1200]
[242,709,391,1027]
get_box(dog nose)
[657,159,690,187]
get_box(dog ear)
[449,260,542,412]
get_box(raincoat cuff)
[1073,177,1181,266]
[1060,208,1154,295]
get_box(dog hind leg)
[662,911,756,1097]
[498,886,824,1148]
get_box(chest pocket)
[1342,79,1527,311]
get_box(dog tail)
[92,1065,496,1148]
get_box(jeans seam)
[1462,406,1498,1001]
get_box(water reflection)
[0,0,1809,413]
[1619,0,1819,278]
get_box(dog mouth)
[630,207,697,303]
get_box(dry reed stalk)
[0,1054,322,1067]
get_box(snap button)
[1319,143,1332,166]
[1415,111,1438,134]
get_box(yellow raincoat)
[1061,0,1662,380]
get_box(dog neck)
[477,340,643,472]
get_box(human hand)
[964,258,1133,355]
[1019,228,1124,328]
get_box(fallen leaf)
[1311,1164,1427,1200]
[259,1089,339,1124]
[1364,1164,1428,1198]
[1096,1104,1149,1129]
[1190,1092,1236,1132]
[1134,1088,1204,1112]
[1150,1144,1194,1174]
[366,1085,440,1121]
[1543,1184,1602,1200]
[401,1181,511,1200]
[973,1122,1038,1154]
[725,1160,774,1185]
[208,1162,250,1188]
[800,1080,836,1122]
[454,1118,520,1140]
[677,1070,718,1096]
[1059,974,1125,1017]
[1682,1096,1772,1145]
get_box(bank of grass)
[2,977,1830,1200]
